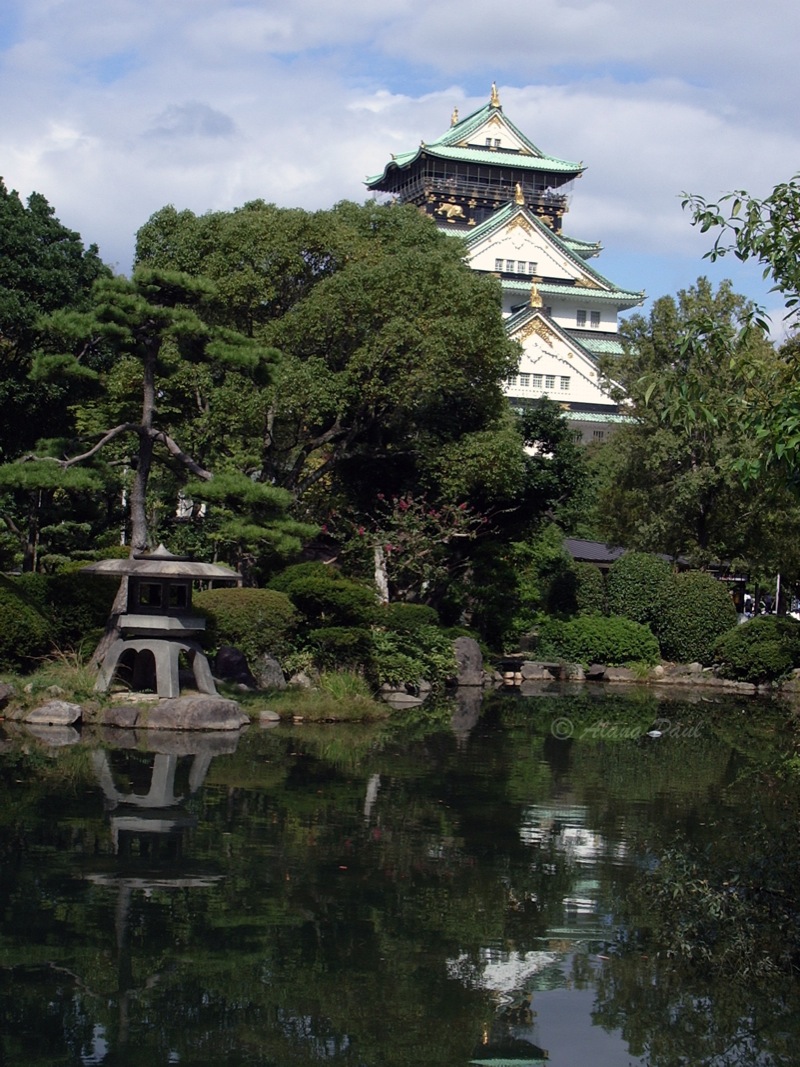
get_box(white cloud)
[0,0,796,307]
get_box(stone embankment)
[495,657,800,700]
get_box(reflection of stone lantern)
[82,544,240,699]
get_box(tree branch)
[149,429,213,481]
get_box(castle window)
[519,373,530,387]
[517,261,526,273]
[528,261,538,274]
[533,374,543,389]
[576,309,587,327]
[590,311,601,327]
[560,376,570,391]
[494,138,501,148]
[593,429,606,440]
[485,137,492,147]
[545,375,555,390]
[506,259,515,272]
[495,258,503,271]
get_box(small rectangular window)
[593,429,605,440]
[532,374,543,389]
[507,375,517,387]
[518,261,527,273]
[545,375,555,390]
[590,311,601,327]
[528,262,538,274]
[560,376,570,391]
[506,259,515,272]
[576,309,587,327]
[519,373,530,387]
[495,258,503,271]
[494,138,501,148]
[485,137,492,147]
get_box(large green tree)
[0,269,312,576]
[592,277,796,570]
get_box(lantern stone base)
[96,637,218,699]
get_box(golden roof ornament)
[530,276,543,308]
[514,182,525,206]
[490,82,501,108]
[451,107,459,126]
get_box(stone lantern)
[82,545,240,699]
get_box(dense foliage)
[657,570,738,663]
[537,614,660,667]
[193,586,298,664]
[712,614,800,683]
[606,552,674,627]
[0,576,52,671]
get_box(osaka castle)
[366,84,644,443]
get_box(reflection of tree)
[3,694,799,1066]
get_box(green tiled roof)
[366,101,583,187]
[570,334,625,356]
[562,233,602,258]
[502,276,643,307]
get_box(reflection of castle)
[520,801,626,941]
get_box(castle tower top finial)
[490,82,501,108]
[451,106,459,126]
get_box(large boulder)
[213,645,256,686]
[102,696,248,731]
[25,700,83,725]
[251,653,287,691]
[453,636,483,686]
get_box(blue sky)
[1,0,798,334]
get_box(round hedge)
[712,615,800,684]
[193,586,298,664]
[268,563,376,628]
[0,577,53,672]
[656,571,738,664]
[538,613,660,667]
[606,552,674,626]
[375,602,440,634]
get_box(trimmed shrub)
[656,570,738,664]
[547,563,607,618]
[606,552,674,627]
[194,587,298,664]
[308,626,373,669]
[537,614,660,667]
[15,570,117,649]
[375,602,440,633]
[712,615,800,684]
[370,624,456,689]
[0,576,53,672]
[268,564,376,629]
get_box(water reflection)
[0,691,798,1066]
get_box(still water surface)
[1,687,798,1066]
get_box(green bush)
[268,564,376,628]
[308,626,373,669]
[375,602,440,633]
[656,571,738,664]
[370,624,456,689]
[546,562,607,617]
[0,576,53,672]
[537,614,660,667]
[193,587,298,664]
[712,615,800,684]
[16,570,117,649]
[606,552,674,627]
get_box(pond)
[1,685,799,1066]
